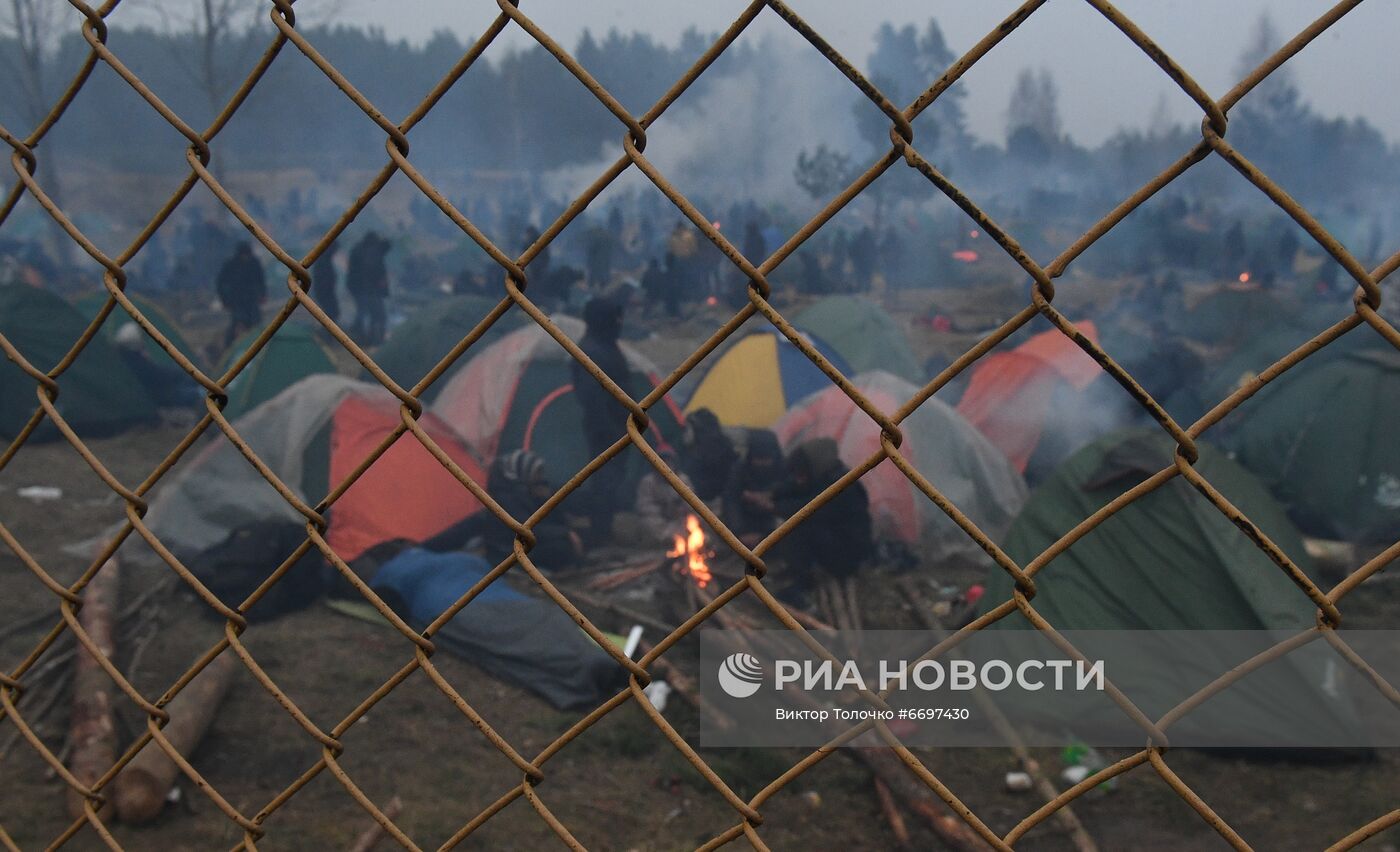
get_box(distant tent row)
[774,371,1026,548]
[372,294,525,400]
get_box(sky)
[312,0,1400,147]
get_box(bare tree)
[0,0,62,131]
[142,0,261,115]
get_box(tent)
[73,290,201,407]
[144,375,487,564]
[976,429,1358,746]
[0,285,156,439]
[793,296,923,383]
[956,320,1134,483]
[1167,322,1371,427]
[684,328,851,428]
[372,295,525,401]
[370,548,622,710]
[1222,345,1400,544]
[773,371,1027,548]
[430,316,685,484]
[220,322,342,420]
[72,291,199,371]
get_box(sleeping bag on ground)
[369,549,622,710]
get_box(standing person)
[215,242,266,348]
[310,241,340,324]
[570,295,631,541]
[347,231,390,345]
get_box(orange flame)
[667,514,712,588]
[1238,271,1251,283]
[952,249,979,263]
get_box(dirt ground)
[3,292,1400,850]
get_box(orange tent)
[956,321,1108,475]
[327,394,488,562]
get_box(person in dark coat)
[346,231,391,344]
[722,429,783,547]
[310,241,340,324]
[571,295,632,539]
[684,407,737,502]
[641,257,671,317]
[774,438,873,593]
[420,449,582,570]
[215,241,266,347]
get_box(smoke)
[545,35,865,212]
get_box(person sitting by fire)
[633,447,695,547]
[721,429,784,548]
[773,438,873,603]
[421,449,583,571]
[683,407,737,503]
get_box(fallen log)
[113,652,238,824]
[874,777,912,848]
[347,796,403,852]
[66,557,120,819]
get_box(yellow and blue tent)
[683,328,850,427]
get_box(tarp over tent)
[372,295,525,401]
[956,321,1133,482]
[1222,345,1400,544]
[220,322,341,420]
[0,285,155,439]
[430,316,685,484]
[774,371,1026,548]
[370,549,621,710]
[977,429,1357,745]
[793,296,923,383]
[144,375,487,564]
[684,328,851,428]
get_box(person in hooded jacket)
[571,295,632,540]
[773,438,873,593]
[215,241,266,347]
[421,449,582,570]
[721,429,784,547]
[684,407,737,502]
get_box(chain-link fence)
[2,0,1399,849]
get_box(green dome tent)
[220,322,342,420]
[72,290,202,408]
[1167,322,1370,427]
[372,295,524,401]
[982,429,1321,631]
[793,295,923,383]
[72,291,199,370]
[0,286,156,439]
[977,429,1358,747]
[1223,344,1400,544]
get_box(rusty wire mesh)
[2,0,1400,849]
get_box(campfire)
[666,514,713,589]
[1238,271,1251,284]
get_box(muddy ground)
[2,288,1399,850]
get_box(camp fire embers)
[666,514,713,589]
